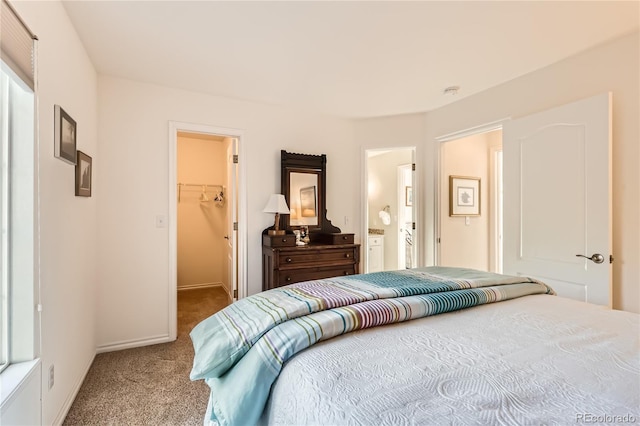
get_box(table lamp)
[263,194,290,236]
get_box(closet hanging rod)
[178,183,224,188]
[177,183,225,203]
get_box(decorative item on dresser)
[262,151,360,291]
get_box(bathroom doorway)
[364,147,416,273]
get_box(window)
[0,0,38,373]
[0,68,7,372]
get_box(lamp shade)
[263,194,290,214]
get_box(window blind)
[1,0,36,89]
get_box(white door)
[409,149,416,268]
[397,164,410,269]
[503,93,612,306]
[226,138,238,302]
[396,153,416,269]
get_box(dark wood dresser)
[262,234,360,291]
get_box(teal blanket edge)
[189,266,555,426]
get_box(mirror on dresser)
[280,150,341,236]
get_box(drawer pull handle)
[286,277,292,282]
[286,257,293,263]
[282,238,287,243]
[345,253,350,258]
[343,236,348,240]
[344,271,350,275]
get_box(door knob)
[576,253,605,264]
[224,235,230,240]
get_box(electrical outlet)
[48,365,54,390]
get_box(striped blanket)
[189,267,554,426]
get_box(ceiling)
[62,1,639,119]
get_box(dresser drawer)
[279,247,356,267]
[315,233,355,245]
[278,265,356,286]
[263,234,296,247]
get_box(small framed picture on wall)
[75,151,92,197]
[54,104,77,165]
[449,175,480,216]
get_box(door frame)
[434,118,509,266]
[168,121,248,341]
[488,146,503,273]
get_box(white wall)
[439,133,492,271]
[177,135,226,290]
[96,75,356,349]
[11,0,99,424]
[425,32,639,312]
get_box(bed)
[189,267,640,426]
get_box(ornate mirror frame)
[280,150,341,235]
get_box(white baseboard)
[177,282,223,291]
[54,352,95,425]
[96,334,173,354]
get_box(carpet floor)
[63,287,229,425]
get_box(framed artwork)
[54,104,77,165]
[299,185,317,218]
[405,186,413,206]
[449,175,480,216]
[75,151,92,197]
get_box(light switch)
[465,216,470,226]
[156,215,166,228]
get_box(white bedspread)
[261,295,639,425]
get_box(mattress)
[260,294,639,425]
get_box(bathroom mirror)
[280,150,341,235]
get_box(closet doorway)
[168,122,246,341]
